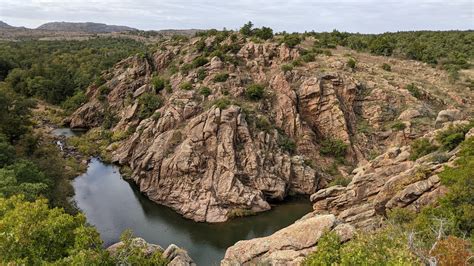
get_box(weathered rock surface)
[68,34,472,223]
[221,214,354,265]
[107,238,195,266]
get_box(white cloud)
[0,0,472,32]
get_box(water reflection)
[73,158,312,265]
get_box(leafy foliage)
[307,30,473,72]
[409,138,438,160]
[245,84,265,100]
[405,83,422,99]
[0,195,109,264]
[137,93,163,119]
[179,81,193,90]
[304,227,420,265]
[346,58,356,69]
[0,38,145,104]
[320,138,348,158]
[213,72,229,82]
[382,63,392,71]
[199,86,212,97]
[239,21,274,40]
[436,122,473,151]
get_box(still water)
[62,126,312,265]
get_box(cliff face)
[67,33,472,223]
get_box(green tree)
[0,196,108,264]
[240,21,254,37]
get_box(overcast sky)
[1,0,473,33]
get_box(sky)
[0,0,473,33]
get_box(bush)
[278,136,296,154]
[197,68,207,81]
[281,34,301,48]
[213,98,231,109]
[137,93,163,119]
[281,64,294,72]
[347,58,356,69]
[213,73,229,82]
[405,83,422,99]
[179,81,193,91]
[328,176,351,187]
[255,116,272,132]
[151,76,166,92]
[304,227,419,266]
[320,138,348,158]
[253,27,274,40]
[113,230,168,266]
[199,86,212,97]
[245,84,265,100]
[301,53,316,63]
[62,91,87,113]
[303,232,341,265]
[192,56,209,68]
[409,138,438,160]
[436,123,473,151]
[0,196,108,265]
[382,63,392,71]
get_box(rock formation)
[67,32,472,223]
[107,238,195,266]
[222,214,354,265]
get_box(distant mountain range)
[0,21,15,29]
[36,22,137,33]
[0,20,136,33]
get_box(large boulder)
[221,214,354,265]
[107,238,196,266]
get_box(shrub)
[278,136,296,154]
[347,58,356,69]
[245,84,265,100]
[301,53,316,63]
[213,98,231,109]
[240,21,254,37]
[197,68,207,81]
[291,59,303,67]
[323,50,332,56]
[137,93,163,119]
[192,56,209,68]
[320,138,348,158]
[62,91,86,113]
[405,83,422,99]
[409,138,438,160]
[179,81,193,91]
[213,73,229,82]
[382,63,392,71]
[281,34,301,48]
[255,116,272,132]
[199,86,212,97]
[281,64,294,72]
[436,123,473,151]
[151,76,166,92]
[114,230,168,265]
[227,208,256,219]
[304,227,419,265]
[253,27,274,40]
[328,176,351,187]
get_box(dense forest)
[0,28,473,264]
[305,30,473,76]
[0,38,146,105]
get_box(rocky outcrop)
[112,105,320,222]
[309,125,463,229]
[107,238,196,266]
[68,33,470,223]
[221,214,354,265]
